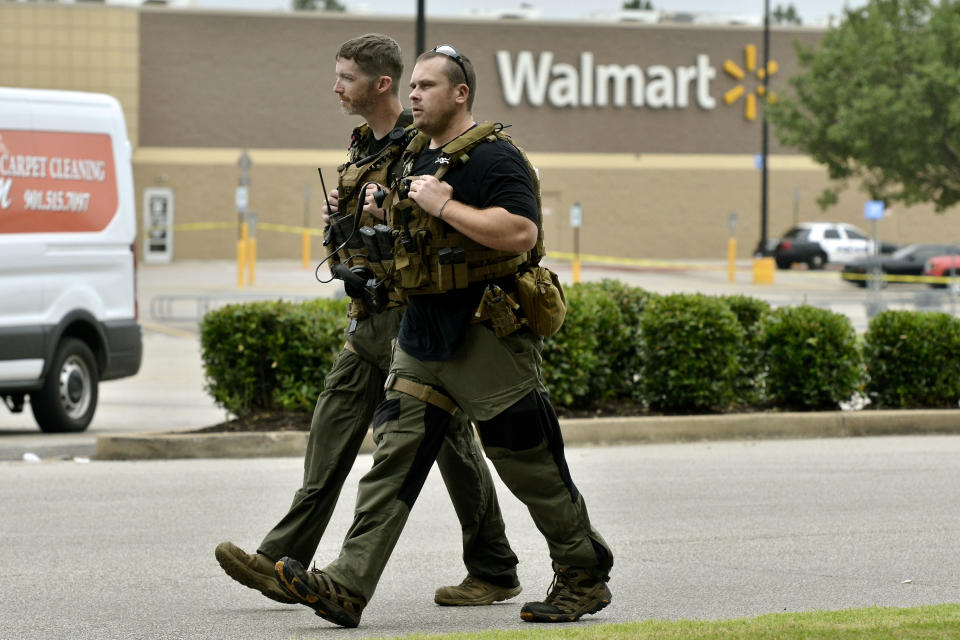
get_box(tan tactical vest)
[386,122,545,295]
[325,116,414,282]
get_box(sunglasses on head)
[432,44,469,86]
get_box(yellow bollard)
[236,223,248,288]
[727,237,737,282]
[572,259,581,283]
[247,236,257,286]
[752,256,775,285]
[301,231,311,269]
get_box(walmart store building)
[1,4,955,262]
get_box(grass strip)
[364,604,960,640]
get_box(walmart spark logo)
[723,45,778,121]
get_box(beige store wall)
[0,4,140,145]
[4,6,957,261]
[133,148,960,262]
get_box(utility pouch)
[437,247,468,291]
[474,284,522,338]
[359,226,381,262]
[394,234,431,289]
[514,266,566,337]
[347,298,368,321]
[330,213,361,249]
[437,248,454,291]
[374,224,395,258]
[451,247,467,289]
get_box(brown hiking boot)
[434,575,522,606]
[214,541,297,605]
[520,566,611,623]
[274,557,366,628]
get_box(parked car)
[923,253,960,288]
[773,222,874,270]
[841,243,960,287]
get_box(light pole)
[416,0,425,56]
[759,0,770,256]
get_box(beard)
[340,81,378,116]
[413,100,459,137]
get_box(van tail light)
[130,242,139,321]
[780,241,793,251]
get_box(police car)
[773,222,874,270]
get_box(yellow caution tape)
[141,221,234,239]
[840,271,960,285]
[547,251,721,271]
[258,222,325,236]
[143,221,325,238]
[171,222,234,232]
[139,226,960,286]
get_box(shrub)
[542,282,623,409]
[542,280,655,410]
[592,280,657,403]
[200,298,348,416]
[757,305,862,410]
[864,310,960,408]
[639,293,743,413]
[721,295,772,407]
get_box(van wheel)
[31,338,99,433]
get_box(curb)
[93,409,960,461]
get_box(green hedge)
[640,293,743,413]
[199,283,960,417]
[864,310,960,408]
[541,280,655,409]
[721,295,772,407]
[540,282,622,409]
[757,305,862,410]
[200,298,348,416]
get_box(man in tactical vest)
[215,34,521,610]
[275,45,613,628]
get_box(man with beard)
[275,44,613,628]
[215,33,521,610]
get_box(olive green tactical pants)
[323,324,613,602]
[257,309,519,589]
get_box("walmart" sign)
[495,47,777,120]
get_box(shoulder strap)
[440,122,497,158]
[431,122,498,181]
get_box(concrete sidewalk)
[94,408,960,460]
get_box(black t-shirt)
[397,133,539,361]
[356,110,413,159]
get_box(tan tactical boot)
[434,575,522,606]
[274,557,366,628]
[214,541,296,605]
[520,566,611,623]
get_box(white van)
[0,87,142,432]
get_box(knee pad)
[476,391,544,452]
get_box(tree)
[292,0,346,11]
[773,3,802,25]
[768,0,960,211]
[622,0,654,9]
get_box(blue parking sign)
[864,200,885,220]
